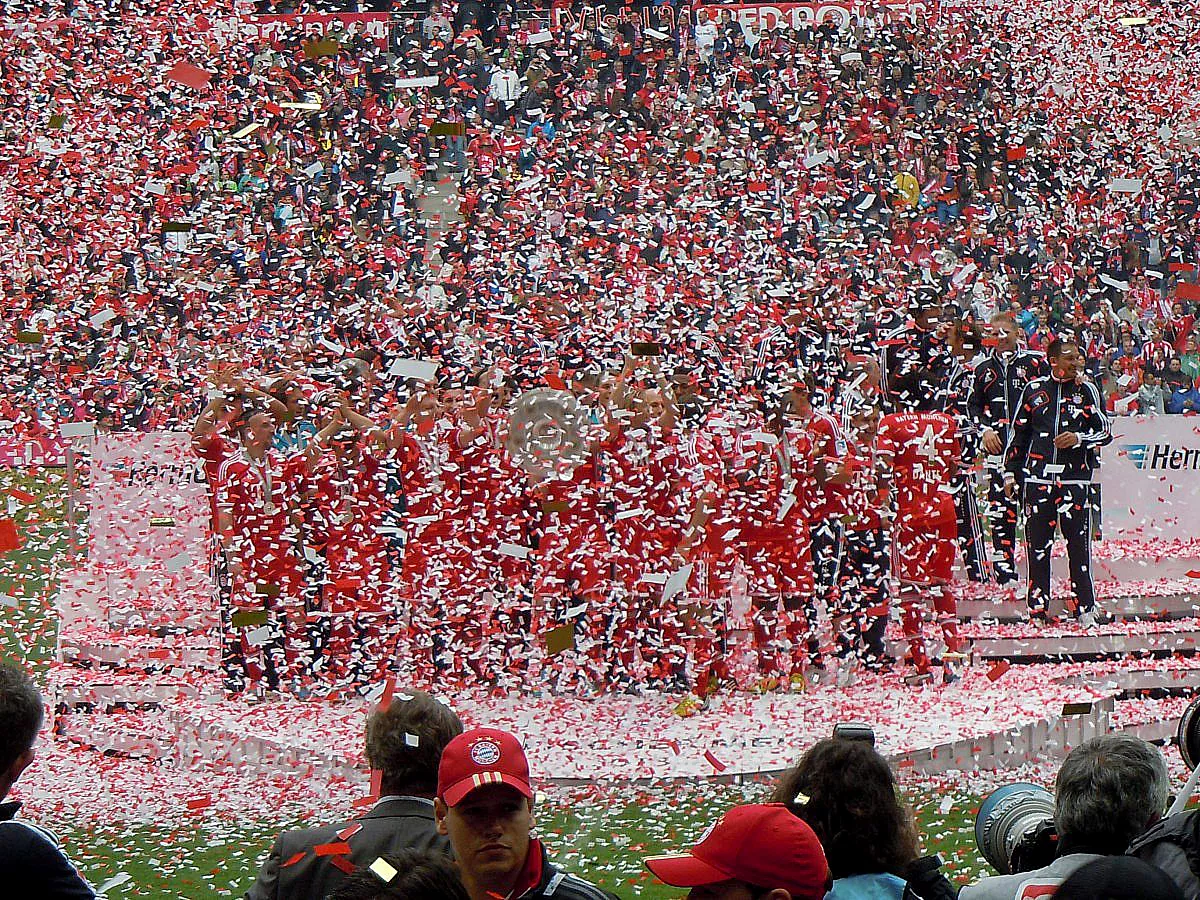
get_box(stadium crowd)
[4,663,1198,900]
[1,0,1198,697]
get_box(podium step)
[1056,667,1200,699]
[58,625,220,672]
[971,628,1200,664]
[960,594,1200,623]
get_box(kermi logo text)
[1121,443,1200,471]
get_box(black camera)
[975,783,1058,875]
[832,722,875,746]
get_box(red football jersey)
[876,412,959,528]
[802,411,848,522]
[215,449,307,560]
[605,424,680,522]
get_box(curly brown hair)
[365,690,463,797]
[769,738,919,879]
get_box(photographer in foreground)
[961,734,1168,900]
[771,735,956,900]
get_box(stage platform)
[44,523,1200,807]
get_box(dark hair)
[365,690,463,797]
[770,739,918,879]
[327,849,468,900]
[1055,856,1184,900]
[0,660,44,773]
[890,366,942,413]
[1048,337,1079,360]
[952,321,983,355]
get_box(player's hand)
[1003,476,1016,499]
[981,429,1003,456]
[1054,431,1080,449]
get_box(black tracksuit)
[969,350,1051,583]
[945,358,989,582]
[0,801,95,899]
[1004,375,1112,614]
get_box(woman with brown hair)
[770,738,928,900]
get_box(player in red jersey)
[192,372,288,530]
[528,386,618,690]
[772,387,822,688]
[876,369,965,684]
[386,383,468,686]
[215,407,324,694]
[834,404,892,684]
[781,378,841,687]
[677,394,791,692]
[449,374,535,687]
[305,399,392,689]
[605,376,685,689]
[674,399,740,699]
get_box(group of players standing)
[191,292,1112,702]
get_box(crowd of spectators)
[6,657,1199,900]
[4,0,1200,443]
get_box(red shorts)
[892,517,956,586]
[534,523,611,596]
[612,520,678,589]
[325,540,390,613]
[704,537,814,597]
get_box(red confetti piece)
[704,749,727,772]
[314,842,352,857]
[165,61,213,90]
[987,661,1011,682]
[282,852,307,868]
[330,855,356,874]
[0,519,21,553]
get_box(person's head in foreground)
[0,658,43,802]
[434,728,537,900]
[1054,856,1184,900]
[1052,733,1168,855]
[366,689,463,799]
[327,849,468,900]
[645,803,831,900]
[770,738,918,881]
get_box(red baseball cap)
[645,804,830,900]
[437,728,534,807]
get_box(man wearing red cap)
[645,804,831,900]
[435,728,619,900]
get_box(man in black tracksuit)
[0,661,95,899]
[970,313,1051,585]
[1004,338,1112,623]
[945,321,989,582]
[879,289,952,413]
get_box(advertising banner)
[89,432,211,566]
[1100,415,1200,540]
[0,433,66,467]
[694,1,938,32]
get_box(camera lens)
[975,783,1056,875]
[1176,696,1200,770]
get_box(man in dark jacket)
[1129,810,1200,899]
[246,688,463,900]
[0,659,95,899]
[1004,337,1112,624]
[435,727,620,900]
[969,312,1051,584]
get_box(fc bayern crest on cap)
[470,739,502,766]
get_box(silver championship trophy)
[505,388,589,480]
